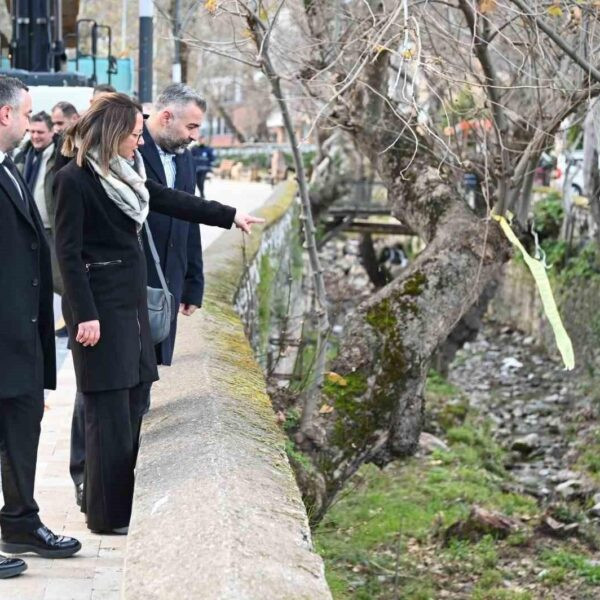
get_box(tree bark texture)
[297,50,512,523]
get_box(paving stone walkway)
[1,179,274,600]
[3,351,125,600]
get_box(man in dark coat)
[141,84,206,366]
[0,76,81,578]
[14,111,63,295]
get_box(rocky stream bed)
[314,236,600,599]
[450,324,600,514]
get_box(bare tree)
[180,0,600,522]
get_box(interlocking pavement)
[2,352,125,600]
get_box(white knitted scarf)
[86,149,149,230]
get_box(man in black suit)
[141,84,205,364]
[0,76,81,579]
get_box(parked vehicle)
[555,149,585,196]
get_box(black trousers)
[81,382,151,531]
[196,171,208,199]
[70,388,151,488]
[0,348,44,535]
[69,391,85,487]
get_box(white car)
[555,149,585,196]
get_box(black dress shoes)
[1,525,81,559]
[0,554,27,578]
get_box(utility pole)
[138,0,153,102]
[121,0,127,53]
[172,0,182,83]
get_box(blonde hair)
[61,92,143,173]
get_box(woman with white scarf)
[54,93,262,533]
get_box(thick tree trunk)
[295,50,512,523]
[308,130,361,219]
[583,103,600,244]
[298,175,510,521]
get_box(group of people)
[0,76,262,579]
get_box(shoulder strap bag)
[145,221,175,345]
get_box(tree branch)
[509,0,600,85]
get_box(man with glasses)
[69,84,206,505]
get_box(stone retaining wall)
[490,260,600,371]
[122,182,332,600]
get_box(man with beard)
[50,101,79,135]
[0,76,81,579]
[140,84,205,366]
[68,84,207,504]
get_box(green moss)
[402,270,426,296]
[323,373,368,401]
[365,298,397,330]
[323,372,374,449]
[314,412,538,599]
[257,254,275,353]
[285,438,314,472]
[326,275,429,458]
[541,549,600,585]
[364,272,427,332]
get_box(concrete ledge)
[123,182,331,599]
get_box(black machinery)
[1,0,116,87]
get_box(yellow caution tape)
[493,214,575,370]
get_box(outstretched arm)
[146,179,234,227]
[145,179,264,233]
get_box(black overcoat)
[54,160,236,393]
[140,128,203,366]
[0,159,56,399]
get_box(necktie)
[3,156,30,210]
[24,148,42,189]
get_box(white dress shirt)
[32,142,55,228]
[157,146,176,189]
[0,149,24,200]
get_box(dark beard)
[158,136,188,154]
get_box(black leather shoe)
[0,554,27,578]
[1,525,81,559]
[75,483,83,507]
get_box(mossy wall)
[235,190,304,370]
[125,180,332,599]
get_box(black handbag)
[145,222,174,345]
